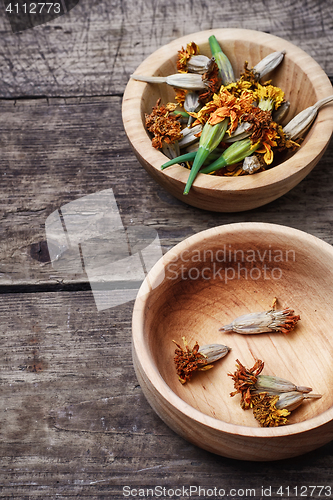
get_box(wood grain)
[0,96,332,287]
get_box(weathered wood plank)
[0,0,332,98]
[0,290,332,498]
[1,96,332,287]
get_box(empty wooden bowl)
[132,223,333,460]
[122,29,333,212]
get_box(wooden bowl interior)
[142,226,333,428]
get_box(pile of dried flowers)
[131,35,333,194]
[172,300,322,427]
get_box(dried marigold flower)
[252,391,322,427]
[220,307,300,335]
[173,337,230,384]
[145,99,183,150]
[177,42,200,73]
[228,359,265,409]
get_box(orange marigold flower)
[145,99,182,150]
[193,89,254,135]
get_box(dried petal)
[228,359,265,409]
[145,99,182,150]
[252,393,290,427]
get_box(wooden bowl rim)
[132,222,333,438]
[123,28,333,194]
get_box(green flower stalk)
[183,119,229,194]
[208,35,235,85]
[200,138,259,175]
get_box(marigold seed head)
[220,307,300,334]
[254,374,312,395]
[274,391,322,412]
[173,337,230,384]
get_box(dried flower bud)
[224,122,252,143]
[178,124,203,148]
[283,95,333,140]
[162,141,180,159]
[272,100,290,124]
[198,343,230,363]
[220,308,300,334]
[252,393,290,427]
[131,73,207,91]
[208,35,235,85]
[275,391,322,412]
[173,337,230,384]
[241,155,262,174]
[252,50,286,80]
[187,55,215,74]
[253,375,312,395]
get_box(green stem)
[183,119,228,194]
[200,139,260,174]
[161,151,222,170]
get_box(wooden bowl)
[132,223,333,461]
[122,29,333,212]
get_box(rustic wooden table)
[1,0,332,498]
